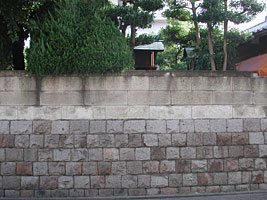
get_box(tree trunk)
[122,25,127,37]
[130,25,136,51]
[12,25,25,70]
[207,23,216,71]
[191,2,201,47]
[223,0,228,71]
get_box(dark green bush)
[26,0,134,75]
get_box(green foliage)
[126,34,157,46]
[26,0,134,75]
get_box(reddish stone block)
[224,159,238,171]
[208,159,223,172]
[16,162,32,175]
[217,133,231,146]
[232,133,248,145]
[253,171,264,184]
[151,148,166,160]
[176,160,191,173]
[197,173,213,185]
[0,135,14,147]
[40,176,58,190]
[206,186,220,193]
[160,188,178,195]
[244,145,259,157]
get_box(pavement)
[1,191,267,200]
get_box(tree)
[108,0,164,50]
[26,0,134,75]
[222,0,265,71]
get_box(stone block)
[147,120,166,134]
[35,190,51,197]
[1,76,36,91]
[71,149,88,162]
[69,189,84,197]
[158,134,171,146]
[91,176,105,189]
[183,174,197,186]
[138,175,150,188]
[106,106,149,119]
[169,174,182,187]
[143,161,159,174]
[41,76,82,91]
[40,176,58,190]
[54,149,70,161]
[147,188,159,195]
[210,119,226,133]
[33,121,51,134]
[89,148,102,161]
[228,172,241,184]
[180,147,196,159]
[40,91,83,105]
[107,120,123,133]
[21,190,34,197]
[232,132,248,145]
[16,162,33,175]
[187,133,203,146]
[3,176,20,189]
[195,120,210,133]
[127,161,142,175]
[11,121,32,134]
[120,148,135,160]
[115,134,128,147]
[203,132,217,146]
[150,106,191,119]
[229,146,244,158]
[214,146,228,158]
[89,120,106,133]
[180,120,194,133]
[249,132,264,144]
[242,171,252,184]
[51,121,69,134]
[244,119,261,132]
[143,134,158,146]
[38,149,53,161]
[151,175,168,188]
[0,135,14,147]
[255,158,266,170]
[106,76,149,90]
[45,135,59,148]
[161,187,178,195]
[74,135,87,148]
[193,105,232,119]
[262,119,267,131]
[85,76,106,90]
[51,190,68,197]
[48,162,65,175]
[70,120,89,134]
[192,77,232,91]
[252,78,267,91]
[150,76,191,90]
[103,148,119,161]
[33,162,48,175]
[239,158,254,170]
[113,189,128,196]
[124,120,145,133]
[217,132,232,146]
[191,160,207,172]
[172,91,212,105]
[244,145,259,157]
[214,173,227,185]
[1,162,16,175]
[172,134,186,146]
[191,187,205,193]
[136,148,150,160]
[99,134,114,147]
[206,186,220,193]
[6,148,23,161]
[0,121,9,134]
[30,135,44,148]
[233,105,266,118]
[105,175,121,188]
[18,106,62,120]
[122,175,137,188]
[166,147,179,159]
[213,91,252,105]
[220,186,235,192]
[83,162,97,175]
[197,173,213,185]
[58,176,73,189]
[233,77,252,90]
[87,135,99,147]
[112,161,126,175]
[128,188,146,196]
[160,160,175,173]
[74,176,90,189]
[59,134,73,148]
[66,162,82,175]
[227,119,243,132]
[224,159,238,171]
[98,162,111,175]
[167,120,179,133]
[208,159,223,172]
[128,91,170,105]
[0,149,5,161]
[151,147,166,160]
[254,93,267,104]
[259,145,267,157]
[128,134,143,147]
[85,91,127,105]
[61,106,95,120]
[0,106,17,120]
[4,190,20,197]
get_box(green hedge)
[26,0,134,75]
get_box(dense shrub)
[26,0,134,75]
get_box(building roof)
[134,42,164,51]
[247,16,267,33]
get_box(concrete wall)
[0,71,267,198]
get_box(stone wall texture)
[0,71,266,197]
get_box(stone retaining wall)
[0,71,266,197]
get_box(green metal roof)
[134,42,164,51]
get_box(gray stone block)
[147,120,166,134]
[74,135,87,148]
[90,120,106,134]
[172,134,186,146]
[229,146,243,158]
[124,120,145,133]
[203,132,217,146]
[0,149,5,161]
[0,121,9,134]
[107,120,123,133]
[128,134,143,147]
[259,145,267,157]
[127,91,170,105]
[70,120,89,134]
[214,146,228,158]
[6,148,23,161]
[255,158,266,170]
[180,120,194,133]
[143,161,159,174]
[197,146,213,159]
[172,91,212,105]
[33,162,48,175]
[74,176,90,188]
[0,92,37,105]
[99,189,113,196]
[53,149,71,161]
[87,135,99,147]
[192,77,232,91]
[187,133,203,146]
[166,147,180,159]
[143,134,158,146]
[138,175,150,188]
[159,134,171,146]
[244,119,261,132]
[89,148,103,161]
[228,172,241,184]
[103,148,119,161]
[136,148,150,160]
[115,134,128,147]
[30,135,44,148]
[48,162,65,175]
[40,91,83,105]
[195,120,210,133]
[114,188,128,196]
[51,121,69,134]
[5,190,20,197]
[192,105,232,119]
[105,175,121,188]
[127,161,142,175]
[191,160,207,172]
[167,120,179,133]
[169,174,182,187]
[249,132,264,144]
[160,160,175,173]
[91,176,105,189]
[151,175,168,187]
[11,121,32,134]
[83,162,97,175]
[210,119,226,133]
[1,162,16,175]
[0,106,17,120]
[233,77,252,90]
[3,176,20,189]
[51,189,69,197]
[71,149,88,162]
[183,173,197,186]
[21,176,39,189]
[122,175,137,188]
[112,161,126,175]
[33,121,51,134]
[106,76,149,90]
[21,190,34,197]
[262,119,267,131]
[120,148,135,160]
[99,134,115,147]
[85,91,127,105]
[69,189,84,197]
[66,162,82,175]
[35,190,51,197]
[227,119,243,132]
[150,76,191,90]
[15,135,30,148]
[180,147,196,159]
[38,149,53,161]
[45,135,59,148]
